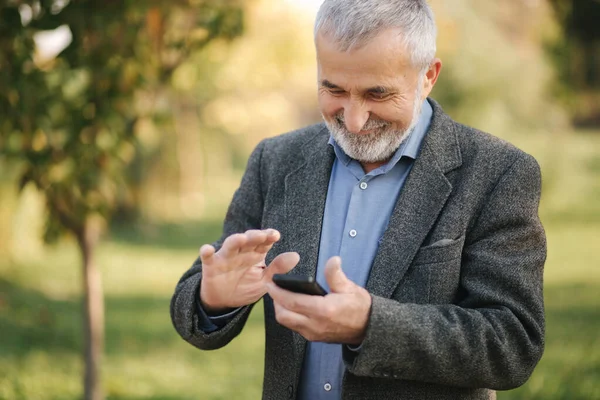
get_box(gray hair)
[314,0,437,71]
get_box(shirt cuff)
[346,343,363,352]
[195,295,242,333]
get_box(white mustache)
[334,114,390,131]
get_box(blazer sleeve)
[170,140,267,350]
[343,153,546,390]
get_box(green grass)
[0,228,267,400]
[1,131,599,399]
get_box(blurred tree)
[137,0,322,221]
[548,0,600,126]
[0,1,243,399]
[430,0,565,134]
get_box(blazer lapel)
[366,101,463,298]
[283,128,335,363]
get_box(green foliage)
[0,0,244,241]
[549,0,600,59]
[547,0,600,125]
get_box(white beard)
[324,80,424,163]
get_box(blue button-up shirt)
[297,99,433,400]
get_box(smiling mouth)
[352,130,372,136]
[359,128,378,134]
[358,125,389,135]
[333,116,387,135]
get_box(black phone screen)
[272,274,327,296]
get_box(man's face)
[316,29,430,163]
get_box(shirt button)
[324,383,332,391]
[359,181,368,190]
[349,229,357,238]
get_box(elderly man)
[170,0,546,399]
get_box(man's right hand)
[199,229,300,315]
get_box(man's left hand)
[266,256,372,345]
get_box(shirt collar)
[328,99,433,174]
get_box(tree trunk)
[77,221,104,400]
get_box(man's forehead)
[316,29,413,76]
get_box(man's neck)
[361,160,389,174]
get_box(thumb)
[264,252,300,280]
[324,256,354,293]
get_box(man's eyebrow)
[366,86,392,94]
[320,80,393,94]
[321,79,342,89]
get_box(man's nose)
[343,101,370,134]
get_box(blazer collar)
[421,98,462,174]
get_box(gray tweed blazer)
[170,99,546,400]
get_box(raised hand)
[199,229,300,314]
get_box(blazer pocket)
[412,235,465,265]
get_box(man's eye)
[329,89,345,96]
[370,93,390,100]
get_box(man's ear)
[422,58,442,98]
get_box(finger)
[273,300,311,331]
[219,233,247,258]
[240,229,268,252]
[263,252,300,280]
[266,282,323,315]
[255,242,276,254]
[248,229,280,252]
[199,244,215,265]
[265,228,281,242]
[255,229,281,253]
[324,256,354,293]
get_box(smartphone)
[272,274,328,296]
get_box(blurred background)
[0,0,599,399]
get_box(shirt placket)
[338,175,373,287]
